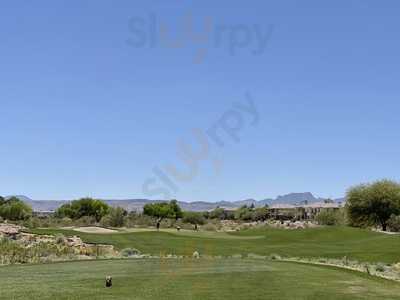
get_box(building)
[269,202,343,221]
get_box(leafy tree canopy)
[234,206,254,221]
[346,179,400,231]
[182,211,206,225]
[56,198,110,222]
[0,196,32,221]
[209,208,235,220]
[143,200,183,221]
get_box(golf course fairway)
[1,259,400,300]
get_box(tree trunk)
[382,223,387,231]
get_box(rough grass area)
[1,259,400,300]
[29,226,400,264]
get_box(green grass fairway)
[1,259,400,300]
[30,226,400,263]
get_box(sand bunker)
[71,227,118,234]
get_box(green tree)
[234,206,254,221]
[209,208,235,220]
[253,207,269,221]
[143,200,183,222]
[169,200,183,220]
[315,210,344,226]
[387,214,400,232]
[0,197,32,221]
[209,208,225,220]
[182,211,206,225]
[346,179,400,231]
[56,198,110,222]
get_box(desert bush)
[376,263,386,272]
[239,224,252,231]
[315,210,344,226]
[393,262,400,271]
[234,206,254,221]
[24,216,88,229]
[23,217,38,229]
[36,218,53,228]
[121,248,141,257]
[99,215,111,227]
[60,217,73,227]
[253,223,270,230]
[192,251,200,259]
[209,208,224,219]
[100,207,127,228]
[388,215,400,232]
[0,238,76,265]
[124,212,154,228]
[174,220,196,230]
[0,197,32,221]
[25,216,70,228]
[75,216,97,226]
[268,254,282,260]
[252,207,270,221]
[55,233,66,245]
[160,218,176,228]
[247,253,267,260]
[209,208,235,220]
[202,223,217,231]
[209,219,224,230]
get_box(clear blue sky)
[1,1,399,201]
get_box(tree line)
[2,179,400,232]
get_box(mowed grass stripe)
[1,259,400,300]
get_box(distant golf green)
[29,226,400,263]
[1,259,400,300]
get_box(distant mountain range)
[7,193,345,213]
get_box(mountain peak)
[5,195,33,202]
[10,193,343,212]
[275,192,316,204]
